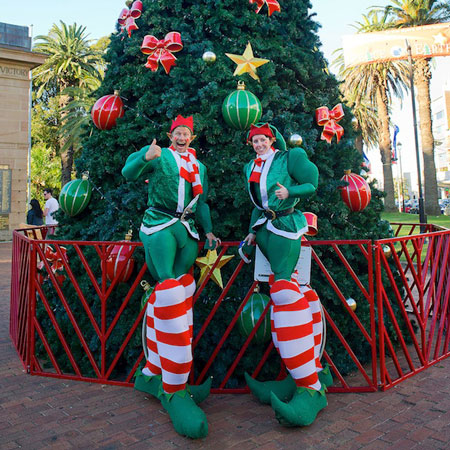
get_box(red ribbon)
[315,104,345,144]
[118,1,143,38]
[249,0,281,16]
[141,32,183,74]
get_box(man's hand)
[243,233,256,246]
[145,138,162,161]
[206,232,221,250]
[275,182,289,200]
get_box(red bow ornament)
[315,103,345,144]
[141,32,183,74]
[249,0,281,16]
[118,1,143,38]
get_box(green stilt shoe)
[134,370,212,405]
[318,364,333,389]
[245,372,297,405]
[160,390,208,439]
[270,386,327,427]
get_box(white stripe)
[140,218,178,235]
[154,287,185,307]
[273,310,312,328]
[157,342,192,363]
[180,221,199,240]
[146,326,157,341]
[169,150,185,213]
[266,222,308,240]
[276,335,315,358]
[288,359,319,382]
[154,315,189,334]
[161,370,190,385]
[259,150,277,209]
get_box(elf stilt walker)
[122,115,219,438]
[242,123,332,427]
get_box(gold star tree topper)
[195,250,234,289]
[225,42,269,81]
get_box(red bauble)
[340,170,371,212]
[91,91,124,130]
[105,233,135,283]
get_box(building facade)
[0,23,46,240]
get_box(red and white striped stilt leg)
[301,286,323,371]
[177,273,196,342]
[270,279,321,391]
[142,290,162,377]
[153,279,192,393]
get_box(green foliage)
[37,0,411,384]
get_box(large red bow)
[315,104,345,144]
[118,1,143,38]
[141,32,183,74]
[249,0,281,16]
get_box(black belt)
[263,207,294,220]
[151,206,194,220]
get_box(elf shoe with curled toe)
[134,370,162,399]
[188,376,212,404]
[245,372,296,405]
[160,389,208,439]
[270,386,327,427]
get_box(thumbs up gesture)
[275,182,289,200]
[145,138,162,161]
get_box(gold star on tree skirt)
[195,250,234,289]
[225,42,269,81]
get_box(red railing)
[9,223,450,392]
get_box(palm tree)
[379,0,450,215]
[33,22,103,187]
[334,12,410,211]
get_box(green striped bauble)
[222,82,262,130]
[59,178,92,217]
[238,292,271,344]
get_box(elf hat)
[247,123,275,143]
[170,115,194,134]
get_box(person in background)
[26,199,44,226]
[43,188,59,231]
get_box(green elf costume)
[122,115,218,439]
[242,123,332,427]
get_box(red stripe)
[178,274,194,287]
[314,335,321,346]
[143,361,161,375]
[146,316,154,327]
[155,279,180,292]
[153,302,187,320]
[160,356,192,375]
[283,347,315,369]
[155,329,191,346]
[146,338,158,353]
[273,298,308,312]
[271,279,300,295]
[276,323,313,341]
[312,311,321,324]
[294,372,319,388]
[163,382,186,393]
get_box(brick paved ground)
[1,241,449,449]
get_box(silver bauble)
[346,298,357,311]
[202,51,217,63]
[289,133,303,147]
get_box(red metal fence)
[9,223,450,393]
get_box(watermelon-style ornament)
[340,170,371,212]
[59,172,92,217]
[222,81,262,130]
[238,290,271,344]
[105,229,135,283]
[91,90,124,130]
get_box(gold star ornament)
[225,42,269,82]
[195,250,234,289]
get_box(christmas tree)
[41,0,407,417]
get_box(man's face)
[170,126,193,153]
[251,134,275,156]
[43,191,50,200]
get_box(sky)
[1,0,449,190]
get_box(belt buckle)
[266,209,276,221]
[180,207,192,221]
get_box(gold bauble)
[202,51,217,63]
[383,245,392,258]
[289,133,303,147]
[346,298,357,311]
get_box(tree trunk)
[376,85,396,212]
[414,58,440,216]
[58,93,74,188]
[354,133,363,154]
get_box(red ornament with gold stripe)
[105,230,135,283]
[340,170,371,212]
[91,91,124,130]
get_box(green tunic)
[244,147,318,239]
[122,146,212,239]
